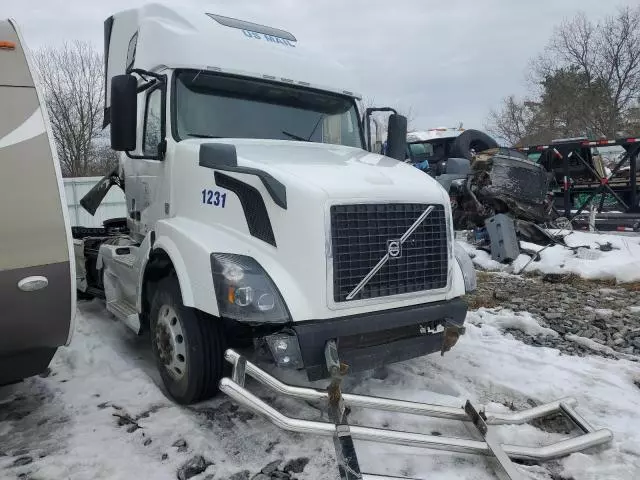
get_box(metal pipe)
[225,350,578,425]
[559,402,595,433]
[485,398,578,425]
[501,429,613,462]
[630,144,639,213]
[350,425,490,456]
[232,355,246,387]
[219,378,334,437]
[219,377,613,462]
[225,350,468,420]
[221,377,489,455]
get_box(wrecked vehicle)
[406,127,498,174]
[450,147,556,229]
[407,129,555,229]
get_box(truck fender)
[448,260,467,299]
[134,233,152,313]
[149,217,311,320]
[150,235,196,308]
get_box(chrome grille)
[330,203,448,302]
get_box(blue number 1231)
[201,189,227,207]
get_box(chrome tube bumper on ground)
[219,349,613,478]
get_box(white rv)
[0,19,75,385]
[74,4,476,404]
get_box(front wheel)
[150,276,226,404]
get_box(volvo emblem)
[345,205,435,300]
[387,239,402,258]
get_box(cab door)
[0,19,75,385]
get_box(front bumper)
[292,298,468,380]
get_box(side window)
[126,32,138,72]
[143,88,162,156]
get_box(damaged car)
[406,129,556,229]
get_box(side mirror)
[385,114,408,161]
[110,74,138,151]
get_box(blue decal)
[201,189,227,207]
[241,29,296,47]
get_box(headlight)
[454,242,477,293]
[210,253,290,323]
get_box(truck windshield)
[174,71,363,148]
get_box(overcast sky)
[5,0,638,133]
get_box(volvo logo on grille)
[387,240,402,258]
[345,205,435,300]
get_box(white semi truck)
[73,3,477,405]
[64,5,612,478]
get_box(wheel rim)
[154,305,187,381]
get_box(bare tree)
[91,139,119,175]
[400,105,416,131]
[486,95,535,145]
[34,41,106,177]
[487,6,640,144]
[543,6,640,136]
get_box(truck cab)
[75,4,475,404]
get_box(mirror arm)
[365,107,398,151]
[137,79,157,94]
[128,68,165,82]
[122,70,168,161]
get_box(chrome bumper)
[219,349,613,479]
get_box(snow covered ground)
[1,299,639,480]
[460,230,640,283]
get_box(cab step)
[219,348,613,480]
[106,299,140,332]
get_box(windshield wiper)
[282,114,326,143]
[187,133,220,139]
[306,114,325,141]
[281,130,309,142]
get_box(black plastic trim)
[199,143,287,209]
[293,297,468,380]
[214,172,277,246]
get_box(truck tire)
[449,129,498,160]
[150,275,225,404]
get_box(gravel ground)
[466,271,640,359]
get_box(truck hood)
[168,139,458,321]
[179,139,449,203]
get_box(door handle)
[17,276,49,292]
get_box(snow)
[1,302,639,479]
[468,308,559,338]
[462,230,640,283]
